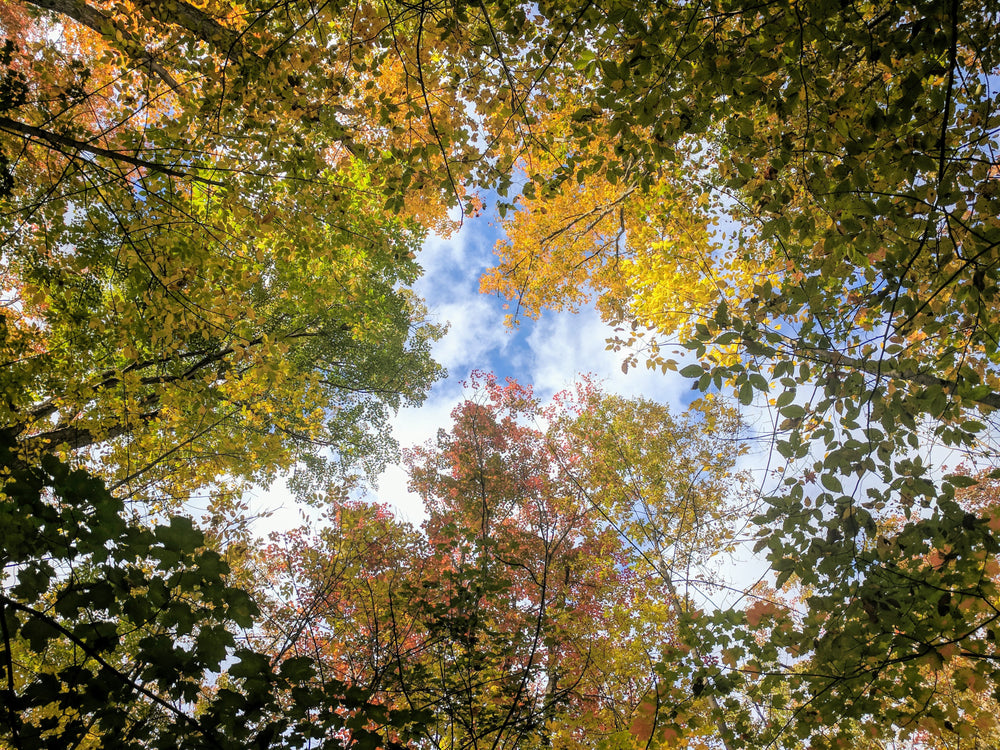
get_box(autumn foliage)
[4,0,1000,748]
[256,376,748,748]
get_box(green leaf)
[229,650,272,680]
[155,516,202,554]
[775,389,795,408]
[820,474,843,493]
[20,617,56,652]
[945,474,978,488]
[279,656,315,682]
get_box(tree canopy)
[4,0,1000,747]
[0,429,431,749]
[257,376,748,749]
[481,1,1000,745]
[1,0,457,506]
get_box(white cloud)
[428,297,513,374]
[414,229,475,286]
[522,307,691,406]
[374,389,457,524]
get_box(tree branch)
[0,116,224,186]
[135,0,255,62]
[0,600,25,750]
[23,0,179,88]
[799,347,1000,411]
[938,0,960,184]
[24,406,160,452]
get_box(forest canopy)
[2,0,1000,748]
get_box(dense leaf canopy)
[0,430,429,749]
[257,377,748,749]
[1,0,456,504]
[3,0,1000,747]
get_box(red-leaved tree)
[257,374,749,748]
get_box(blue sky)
[374,206,697,522]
